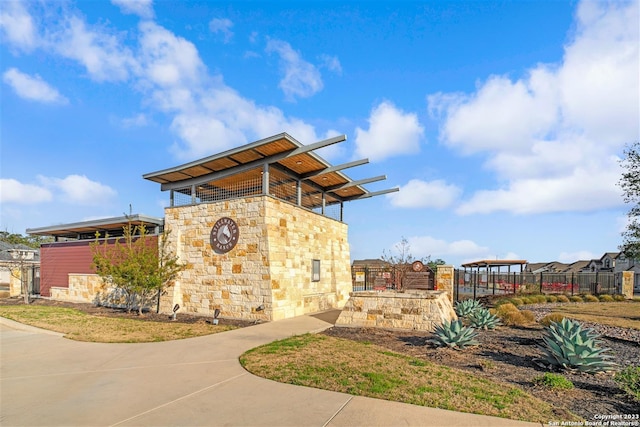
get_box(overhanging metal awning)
[143,133,398,215]
[26,214,164,239]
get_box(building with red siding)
[27,215,163,297]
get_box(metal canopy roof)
[143,133,398,207]
[461,260,528,269]
[26,214,164,239]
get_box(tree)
[427,258,447,271]
[91,223,186,315]
[0,246,38,304]
[619,141,640,258]
[381,237,431,290]
[0,231,53,249]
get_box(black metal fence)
[351,265,435,291]
[454,270,620,301]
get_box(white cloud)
[266,39,323,100]
[0,179,52,204]
[119,113,149,128]
[355,101,424,162]
[38,175,117,205]
[387,179,461,209]
[558,251,598,263]
[209,18,233,43]
[138,21,205,89]
[2,4,331,160]
[111,0,154,19]
[51,16,137,82]
[0,1,36,51]
[429,0,638,215]
[400,235,490,263]
[319,54,342,75]
[3,68,68,104]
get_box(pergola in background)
[460,259,528,274]
[143,133,398,221]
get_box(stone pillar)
[621,271,634,299]
[436,265,454,303]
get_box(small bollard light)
[212,308,220,325]
[171,304,180,321]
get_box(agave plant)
[430,320,479,350]
[455,299,482,317]
[468,308,501,330]
[540,318,618,373]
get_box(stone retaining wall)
[50,274,106,303]
[335,290,457,331]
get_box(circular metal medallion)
[210,217,239,254]
[412,260,424,272]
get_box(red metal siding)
[39,236,158,297]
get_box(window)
[312,259,320,282]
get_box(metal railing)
[454,270,620,301]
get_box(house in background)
[0,241,40,298]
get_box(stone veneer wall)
[50,274,106,303]
[160,195,352,321]
[435,265,454,303]
[335,290,456,331]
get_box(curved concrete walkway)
[0,315,541,427]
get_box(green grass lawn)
[0,305,234,342]
[240,334,579,424]
[549,301,640,330]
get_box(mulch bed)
[323,320,639,422]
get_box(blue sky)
[1,0,638,267]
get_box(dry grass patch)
[240,334,578,423]
[0,305,234,342]
[549,301,640,330]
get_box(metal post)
[262,163,270,195]
[539,272,543,294]
[571,272,574,295]
[492,270,495,295]
[296,180,302,206]
[170,189,174,207]
[191,184,196,205]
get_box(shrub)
[546,295,558,303]
[520,310,535,323]
[533,372,574,390]
[541,318,617,373]
[468,308,501,330]
[569,296,583,303]
[614,366,640,402]
[583,294,599,303]
[430,320,479,350]
[495,303,519,314]
[521,297,535,305]
[598,295,614,302]
[495,304,535,326]
[454,299,483,318]
[556,295,570,303]
[540,313,565,327]
[613,294,626,301]
[535,295,548,304]
[509,297,524,307]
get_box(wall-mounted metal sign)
[210,217,239,254]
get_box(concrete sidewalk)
[0,315,540,427]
